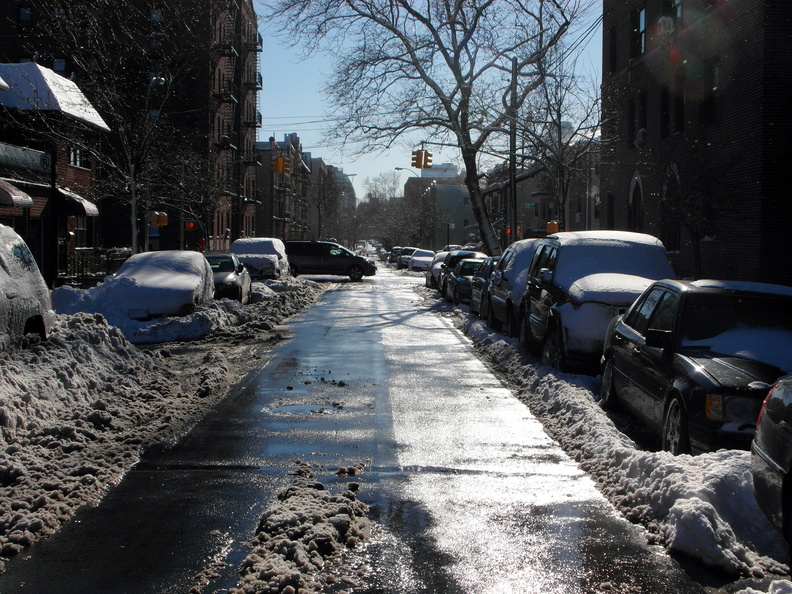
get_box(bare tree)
[10,0,208,252]
[310,166,342,240]
[265,0,585,255]
[518,44,600,231]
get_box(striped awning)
[0,178,34,208]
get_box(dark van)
[285,241,376,281]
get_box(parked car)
[204,252,252,304]
[484,238,541,336]
[519,231,675,372]
[285,240,376,281]
[109,250,214,320]
[752,376,792,547]
[444,258,485,304]
[0,224,56,350]
[438,250,487,297]
[388,247,403,264]
[425,251,450,288]
[228,237,289,280]
[408,249,435,272]
[441,244,462,252]
[397,247,418,269]
[601,279,792,454]
[470,256,500,316]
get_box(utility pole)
[509,57,518,244]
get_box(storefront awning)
[0,178,34,207]
[58,187,99,216]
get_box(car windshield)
[681,292,792,371]
[205,256,234,272]
[555,242,673,289]
[457,261,481,275]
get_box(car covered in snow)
[484,238,541,336]
[109,250,214,320]
[407,249,435,272]
[0,224,56,349]
[397,247,418,269]
[204,252,251,304]
[602,279,792,455]
[425,251,449,288]
[470,256,500,316]
[228,237,289,280]
[518,231,675,372]
[437,249,487,297]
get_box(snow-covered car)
[0,224,56,350]
[397,247,418,269]
[109,250,214,320]
[518,231,675,372]
[204,252,252,304]
[228,237,289,280]
[444,258,485,304]
[425,251,449,288]
[752,375,792,546]
[408,249,435,272]
[484,238,541,336]
[602,279,792,454]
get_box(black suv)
[284,241,376,281]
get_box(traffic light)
[270,155,284,173]
[184,220,198,231]
[411,150,424,168]
[423,151,433,168]
[282,157,291,174]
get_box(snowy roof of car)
[228,237,286,257]
[547,230,665,248]
[689,279,792,297]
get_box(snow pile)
[457,313,790,577]
[234,460,371,594]
[0,278,323,572]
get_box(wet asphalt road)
[0,268,706,593]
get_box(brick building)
[601,0,792,283]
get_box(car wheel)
[662,397,691,455]
[486,298,501,331]
[348,265,364,281]
[290,264,299,277]
[599,357,621,411]
[540,325,566,371]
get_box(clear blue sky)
[258,9,602,199]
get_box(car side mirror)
[645,329,674,350]
[237,264,245,273]
[491,270,503,285]
[537,268,553,284]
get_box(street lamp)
[395,167,419,177]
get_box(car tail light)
[756,383,779,427]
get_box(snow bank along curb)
[454,312,789,578]
[0,279,323,573]
[233,460,371,594]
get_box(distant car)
[408,249,435,272]
[398,247,418,269]
[204,253,252,304]
[285,240,376,281]
[438,250,487,298]
[441,244,462,252]
[601,279,792,454]
[110,250,214,320]
[444,258,485,304]
[519,231,675,372]
[470,256,500,316]
[484,238,541,336]
[0,224,56,349]
[228,237,289,280]
[388,247,403,264]
[752,376,792,546]
[425,251,450,288]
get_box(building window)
[53,58,66,72]
[662,0,683,21]
[151,8,163,22]
[19,7,32,21]
[630,6,647,58]
[699,56,720,126]
[660,85,670,138]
